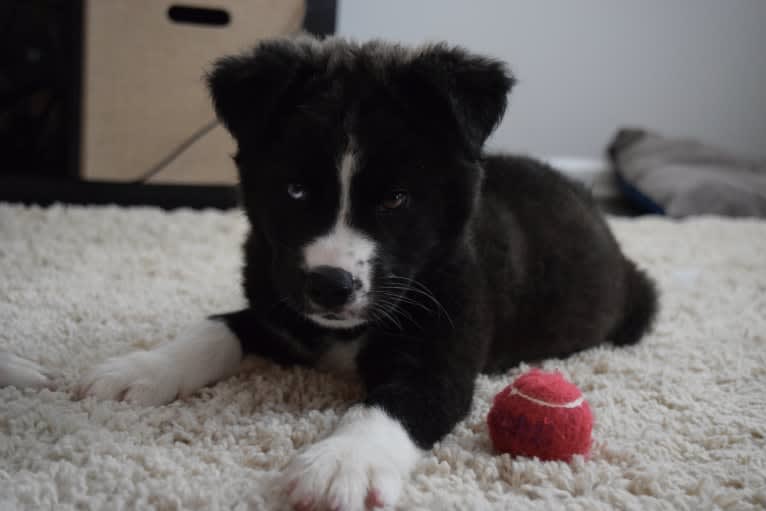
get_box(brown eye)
[382,190,409,210]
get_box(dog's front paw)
[282,437,404,511]
[76,350,181,405]
[0,351,56,389]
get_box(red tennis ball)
[487,369,593,461]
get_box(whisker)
[369,292,424,332]
[374,304,403,330]
[384,274,455,329]
[369,292,423,330]
[372,289,434,313]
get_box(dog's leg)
[77,317,243,405]
[77,309,314,405]
[282,404,420,511]
[0,351,55,389]
[281,337,475,511]
[216,308,318,367]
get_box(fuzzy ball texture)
[487,369,593,461]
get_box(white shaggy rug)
[1,203,765,511]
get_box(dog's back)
[475,154,657,371]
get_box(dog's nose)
[305,266,356,309]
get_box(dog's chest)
[316,335,366,375]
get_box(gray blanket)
[608,129,766,218]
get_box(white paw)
[76,350,182,405]
[76,319,243,406]
[281,406,419,511]
[282,436,402,511]
[0,351,56,389]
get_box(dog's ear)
[402,45,514,156]
[206,39,313,144]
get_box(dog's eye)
[381,190,409,210]
[287,183,307,200]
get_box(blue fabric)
[615,171,665,215]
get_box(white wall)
[338,0,766,159]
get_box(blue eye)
[287,183,307,200]
[381,190,409,210]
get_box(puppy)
[2,37,657,511]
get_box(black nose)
[305,266,355,309]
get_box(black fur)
[207,37,658,449]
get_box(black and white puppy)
[2,37,657,511]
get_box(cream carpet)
[1,203,765,510]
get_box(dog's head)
[208,37,513,329]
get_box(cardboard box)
[81,0,305,184]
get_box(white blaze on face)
[303,145,376,328]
